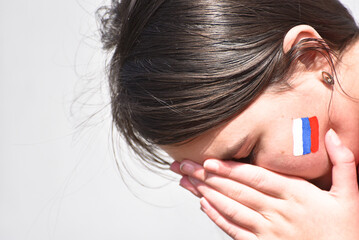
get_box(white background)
[1,1,358,239]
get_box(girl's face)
[162,71,359,190]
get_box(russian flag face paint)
[292,117,319,156]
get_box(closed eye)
[231,147,257,164]
[232,151,254,164]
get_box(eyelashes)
[229,142,258,164]
[231,150,255,164]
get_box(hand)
[171,129,359,240]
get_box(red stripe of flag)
[309,116,319,153]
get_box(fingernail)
[170,161,181,175]
[204,160,219,172]
[329,129,341,146]
[200,197,210,211]
[180,162,195,174]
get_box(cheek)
[255,129,331,179]
[256,149,331,179]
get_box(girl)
[98,0,359,239]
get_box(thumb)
[326,129,358,196]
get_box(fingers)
[175,160,276,211]
[189,177,266,233]
[179,160,277,213]
[200,198,258,240]
[325,129,358,197]
[203,159,291,198]
[171,161,202,197]
[199,172,273,211]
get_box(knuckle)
[342,148,355,163]
[225,225,239,240]
[210,209,220,222]
[250,169,266,187]
[333,146,356,166]
[231,231,241,240]
[227,185,244,200]
[213,215,238,239]
[222,205,240,220]
[221,162,234,177]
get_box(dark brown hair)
[97,0,358,169]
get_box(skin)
[171,131,359,240]
[163,25,359,187]
[161,25,359,239]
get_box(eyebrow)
[220,135,248,160]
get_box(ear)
[283,25,333,76]
[283,25,322,54]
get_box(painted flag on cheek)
[292,117,319,156]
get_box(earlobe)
[283,25,323,54]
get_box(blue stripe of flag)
[302,117,311,155]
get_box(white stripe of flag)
[293,118,303,156]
